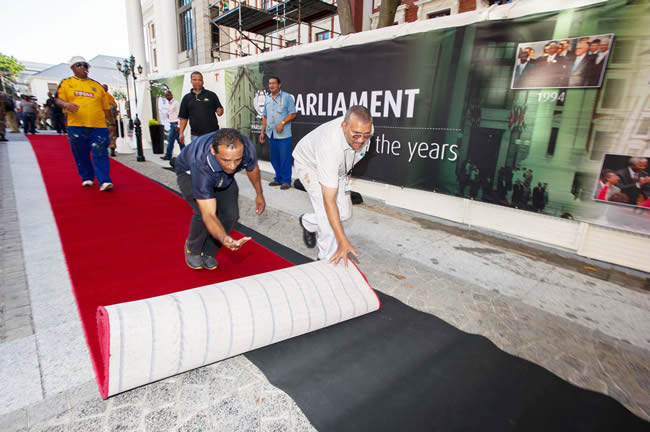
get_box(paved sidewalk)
[1,135,649,431]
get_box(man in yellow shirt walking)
[55,56,116,191]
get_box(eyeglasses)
[351,133,372,140]
[74,62,89,69]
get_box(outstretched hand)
[222,235,252,251]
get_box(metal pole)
[238,0,243,56]
[134,114,145,162]
[124,74,134,130]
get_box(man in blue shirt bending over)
[175,129,266,270]
[259,76,297,190]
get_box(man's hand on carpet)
[223,235,252,250]
[329,241,359,267]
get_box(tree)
[0,53,25,81]
[337,0,356,35]
[377,0,402,29]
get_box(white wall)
[29,78,58,104]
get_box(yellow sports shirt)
[57,77,110,128]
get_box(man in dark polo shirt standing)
[175,128,266,270]
[178,71,224,146]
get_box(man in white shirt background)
[161,90,183,161]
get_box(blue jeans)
[67,126,112,184]
[23,113,36,134]
[269,135,293,184]
[164,122,184,157]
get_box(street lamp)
[116,56,142,128]
[116,56,145,161]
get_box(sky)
[0,0,130,65]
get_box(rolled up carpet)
[96,261,380,398]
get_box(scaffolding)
[209,0,339,59]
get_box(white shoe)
[99,183,114,192]
[82,180,94,187]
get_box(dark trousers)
[23,112,36,134]
[177,171,239,257]
[52,112,66,134]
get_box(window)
[600,78,626,109]
[635,117,650,136]
[178,0,194,52]
[547,127,559,156]
[316,31,330,41]
[488,0,513,5]
[590,131,614,161]
[427,9,451,19]
[285,40,297,47]
[611,39,634,64]
[153,48,158,67]
[478,65,512,108]
[262,0,271,8]
[150,23,156,40]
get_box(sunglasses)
[74,62,89,69]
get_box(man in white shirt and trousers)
[293,106,373,265]
[161,90,183,160]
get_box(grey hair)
[628,157,648,166]
[344,105,372,123]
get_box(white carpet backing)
[97,261,380,397]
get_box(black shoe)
[269,181,282,186]
[0,137,8,142]
[110,149,116,157]
[299,214,316,248]
[160,156,171,160]
[280,183,291,190]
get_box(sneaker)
[82,180,94,187]
[299,214,317,248]
[269,181,282,187]
[160,156,171,160]
[185,244,204,269]
[201,254,218,270]
[280,183,291,190]
[99,183,114,192]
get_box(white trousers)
[296,163,352,261]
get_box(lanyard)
[343,151,357,177]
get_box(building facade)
[136,0,512,75]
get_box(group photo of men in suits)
[594,155,650,208]
[512,34,612,89]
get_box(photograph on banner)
[511,33,613,90]
[149,75,184,125]
[593,154,650,209]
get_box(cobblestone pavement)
[1,137,649,431]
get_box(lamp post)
[116,56,145,161]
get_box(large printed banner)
[157,0,650,235]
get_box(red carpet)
[27,135,294,392]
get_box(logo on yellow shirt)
[74,91,95,98]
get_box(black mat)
[242,233,648,431]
